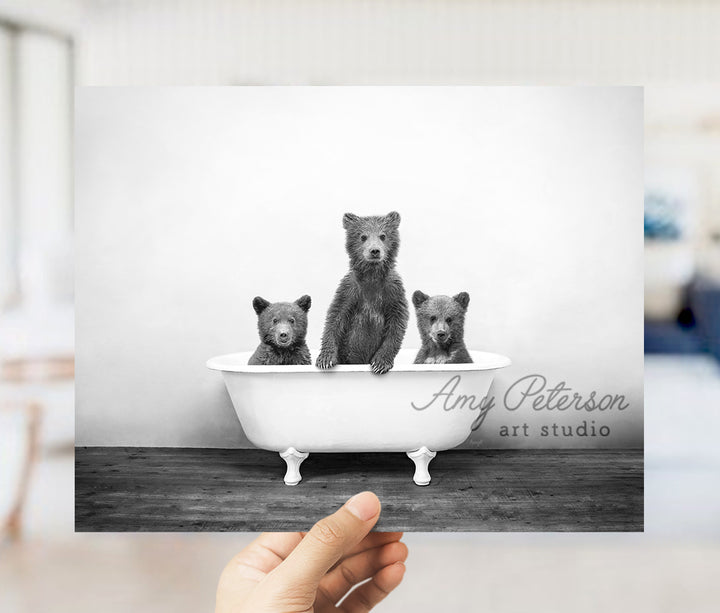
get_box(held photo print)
[75,87,643,532]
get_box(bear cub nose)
[370,248,381,257]
[436,331,447,339]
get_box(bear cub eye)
[446,317,452,324]
[360,234,368,242]
[289,318,295,324]
[429,315,437,323]
[272,318,278,324]
[379,234,386,241]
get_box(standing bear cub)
[412,291,472,364]
[248,295,312,365]
[316,211,409,375]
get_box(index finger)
[330,531,404,570]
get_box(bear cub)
[248,295,312,365]
[316,211,409,375]
[412,291,472,364]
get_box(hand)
[216,492,407,613]
[316,348,338,369]
[370,354,394,375]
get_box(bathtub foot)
[280,447,309,486]
[406,447,437,486]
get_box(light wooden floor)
[75,448,642,532]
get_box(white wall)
[76,0,720,86]
[76,87,643,448]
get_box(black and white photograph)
[5,2,720,612]
[74,86,643,532]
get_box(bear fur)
[316,211,409,374]
[248,295,312,365]
[412,291,472,364]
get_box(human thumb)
[267,492,381,591]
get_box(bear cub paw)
[370,355,394,375]
[316,349,338,370]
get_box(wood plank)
[75,448,643,532]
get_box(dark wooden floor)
[75,447,643,532]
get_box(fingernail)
[345,491,379,521]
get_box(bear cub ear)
[253,296,271,315]
[385,211,401,227]
[412,290,430,309]
[342,213,360,229]
[295,295,312,312]
[453,292,470,310]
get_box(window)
[0,18,73,310]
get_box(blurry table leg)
[2,401,42,540]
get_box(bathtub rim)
[207,349,511,373]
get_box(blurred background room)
[1,1,719,611]
[644,87,720,537]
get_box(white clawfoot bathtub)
[207,349,510,486]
